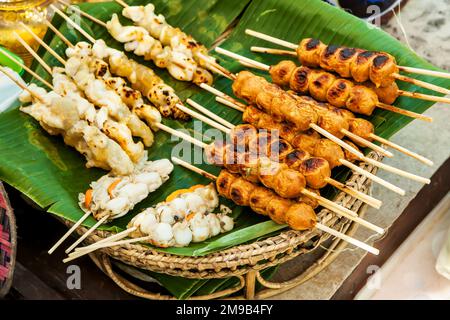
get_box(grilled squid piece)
[122,4,213,69]
[64,54,153,150]
[90,40,189,120]
[79,157,173,220]
[19,84,134,175]
[297,38,399,87]
[127,184,233,247]
[106,14,213,85]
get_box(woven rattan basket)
[68,151,383,299]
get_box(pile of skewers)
[2,0,449,263]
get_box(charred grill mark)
[313,74,332,88]
[373,55,389,68]
[338,81,347,90]
[324,45,339,58]
[306,38,321,50]
[293,68,309,85]
[285,150,308,166]
[339,48,357,60]
[230,187,244,203]
[302,158,325,171]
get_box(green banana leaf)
[0,0,448,264]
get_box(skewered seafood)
[127,184,233,247]
[270,60,396,115]
[106,13,213,85]
[91,39,189,120]
[63,53,155,151]
[79,156,174,220]
[65,41,161,132]
[121,3,215,71]
[19,84,135,175]
[50,66,146,162]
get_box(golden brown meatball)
[266,197,291,224]
[229,177,255,206]
[298,188,320,209]
[216,170,236,198]
[258,158,283,189]
[284,149,310,170]
[269,139,293,161]
[342,140,361,162]
[348,118,375,142]
[205,140,226,165]
[319,44,341,72]
[297,38,325,67]
[237,152,260,183]
[326,79,353,108]
[346,85,378,116]
[317,107,350,139]
[223,144,241,173]
[333,47,359,78]
[289,65,311,94]
[291,131,321,154]
[229,124,258,148]
[314,139,345,169]
[299,157,331,189]
[270,60,297,87]
[248,186,274,216]
[273,168,306,198]
[370,53,399,87]
[232,71,265,102]
[308,69,337,101]
[350,50,377,83]
[365,81,399,105]
[285,202,317,230]
[242,105,262,126]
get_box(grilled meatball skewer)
[172,157,380,255]
[245,29,450,96]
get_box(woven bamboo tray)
[68,151,383,299]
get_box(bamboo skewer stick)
[74,226,138,253]
[392,73,450,96]
[398,65,450,80]
[177,104,382,209]
[20,22,66,66]
[43,18,74,48]
[0,46,53,90]
[368,134,433,166]
[340,129,393,158]
[64,235,152,263]
[339,159,405,195]
[397,90,450,104]
[186,99,235,129]
[14,32,52,75]
[65,215,109,253]
[175,103,231,134]
[245,29,450,81]
[216,96,246,112]
[51,5,96,43]
[375,103,433,122]
[48,211,92,254]
[251,46,298,57]
[172,156,380,255]
[0,66,45,104]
